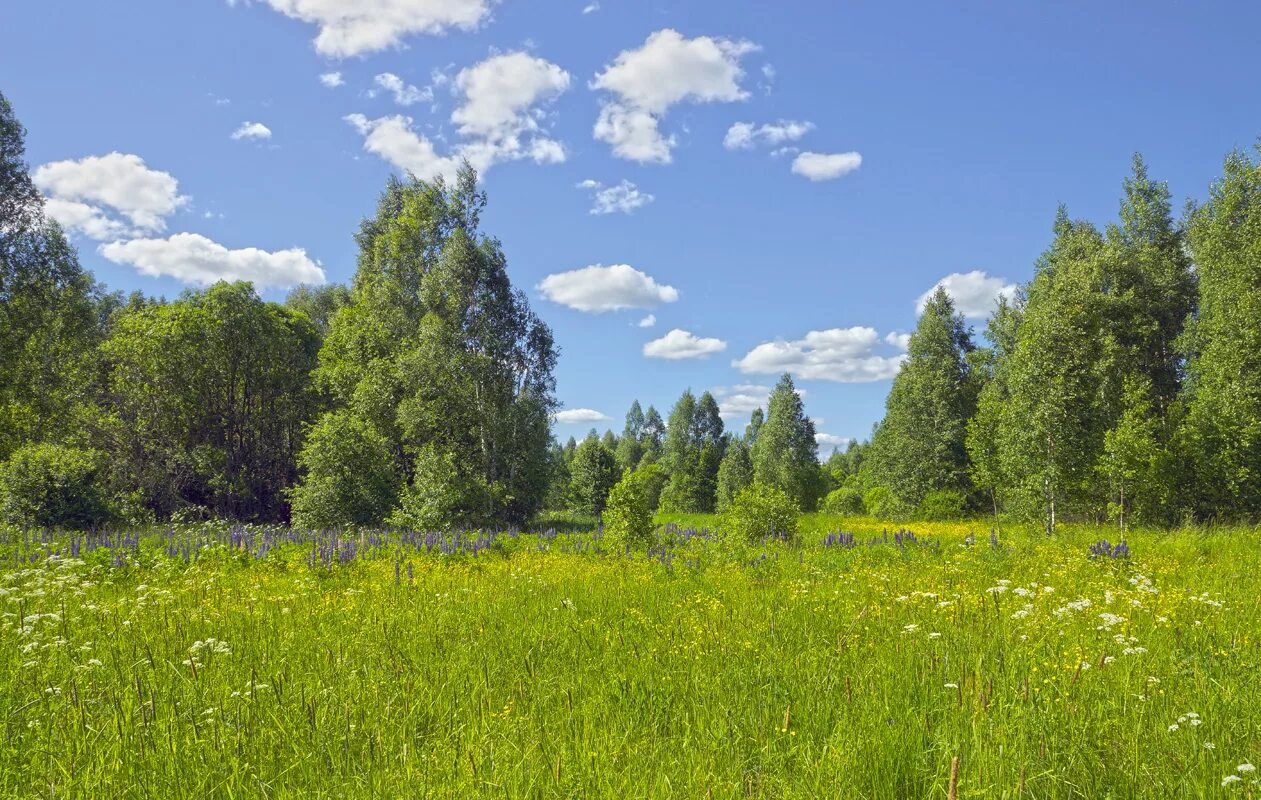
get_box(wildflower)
[1205,742,1216,750]
[1169,724,1179,732]
[944,683,959,689]
[1238,764,1256,774]
[1223,775,1242,786]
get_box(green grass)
[2,517,1259,798]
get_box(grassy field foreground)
[2,518,1259,798]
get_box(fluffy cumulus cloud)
[917,270,1018,319]
[372,73,431,106]
[33,152,187,238]
[578,179,654,215]
[791,151,862,181]
[885,331,911,350]
[643,329,727,360]
[346,52,569,179]
[592,29,758,163]
[637,313,656,328]
[554,408,610,424]
[100,233,325,289]
[319,71,345,88]
[538,264,678,312]
[231,121,273,141]
[724,120,813,150]
[228,0,491,58]
[733,326,906,382]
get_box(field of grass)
[2,516,1259,798]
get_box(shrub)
[389,444,494,532]
[821,486,865,516]
[863,486,893,519]
[290,411,399,528]
[603,470,657,551]
[919,489,966,521]
[721,482,801,544]
[0,444,111,528]
[633,462,668,512]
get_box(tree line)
[3,87,1260,530]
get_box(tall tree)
[285,283,351,336]
[0,91,101,460]
[292,166,557,527]
[751,373,818,510]
[866,288,977,514]
[997,210,1112,530]
[640,405,665,464]
[615,400,646,472]
[1182,147,1261,518]
[715,438,753,512]
[966,294,1023,517]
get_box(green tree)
[569,434,617,521]
[0,92,102,460]
[289,410,400,528]
[299,166,557,527]
[721,482,801,544]
[715,438,753,512]
[640,405,666,464]
[284,283,351,336]
[997,210,1112,530]
[615,400,646,472]
[751,374,819,510]
[866,288,976,515]
[603,469,657,551]
[1098,376,1173,529]
[0,443,111,528]
[966,294,1023,518]
[104,282,321,521]
[1182,147,1261,518]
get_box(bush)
[633,462,667,512]
[721,482,801,544]
[0,444,111,528]
[821,486,865,516]
[290,411,399,528]
[603,470,657,552]
[863,486,893,519]
[389,444,494,532]
[919,489,966,521]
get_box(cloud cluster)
[33,153,187,238]
[710,383,806,420]
[538,264,678,312]
[229,0,491,58]
[578,179,654,215]
[319,71,344,88]
[643,329,727,360]
[733,326,906,382]
[917,270,1018,319]
[723,120,813,150]
[346,52,569,180]
[372,73,431,106]
[554,408,610,424]
[101,233,325,289]
[592,29,758,163]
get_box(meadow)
[2,517,1259,799]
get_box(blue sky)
[4,0,1260,450]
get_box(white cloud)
[733,326,906,382]
[885,331,911,350]
[538,264,678,312]
[643,329,726,360]
[230,0,491,58]
[592,29,758,163]
[554,408,610,424]
[791,151,862,181]
[372,73,431,106]
[346,52,569,180]
[917,270,1018,319]
[724,120,813,150]
[100,233,325,289]
[637,313,656,328]
[319,71,345,88]
[815,433,852,448]
[33,152,187,237]
[231,121,273,141]
[579,179,654,215]
[582,2,599,13]
[42,199,133,240]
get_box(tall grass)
[1,518,1258,797]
